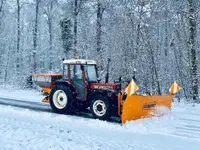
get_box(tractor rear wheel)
[90,95,111,120]
[49,85,73,114]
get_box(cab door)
[70,65,86,100]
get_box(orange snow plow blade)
[120,81,181,124]
[121,94,174,124]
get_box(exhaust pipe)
[105,58,111,83]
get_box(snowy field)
[0,85,200,150]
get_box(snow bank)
[0,85,43,102]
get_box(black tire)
[49,85,73,114]
[90,95,111,120]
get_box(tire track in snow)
[173,115,200,141]
[179,118,200,123]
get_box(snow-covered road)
[0,86,200,150]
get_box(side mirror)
[119,76,122,82]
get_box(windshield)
[84,65,97,82]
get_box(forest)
[0,0,199,102]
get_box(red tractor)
[32,58,179,123]
[33,58,121,120]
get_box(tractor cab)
[62,59,98,100]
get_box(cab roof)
[63,59,96,65]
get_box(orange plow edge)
[121,94,174,124]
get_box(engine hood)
[90,83,117,91]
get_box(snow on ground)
[0,85,200,150]
[0,85,43,102]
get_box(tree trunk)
[0,0,3,79]
[48,0,53,71]
[73,0,78,56]
[96,0,104,70]
[60,18,72,58]
[16,0,20,73]
[4,47,10,82]
[0,0,3,12]
[33,0,39,73]
[97,0,102,53]
[135,3,144,59]
[164,2,168,56]
[146,34,161,95]
[188,0,198,101]
[149,45,161,95]
[0,0,4,23]
[172,43,188,98]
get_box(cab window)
[70,65,82,80]
[84,65,97,82]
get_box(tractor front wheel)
[49,85,73,114]
[90,95,111,120]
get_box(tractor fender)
[54,80,77,96]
